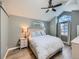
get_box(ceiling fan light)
[49,8,52,10]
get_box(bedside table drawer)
[21,39,27,42]
[20,39,28,48]
[20,43,28,48]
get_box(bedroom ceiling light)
[49,8,52,11]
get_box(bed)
[28,29,64,59]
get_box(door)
[58,21,71,45]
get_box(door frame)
[58,21,71,45]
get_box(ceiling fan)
[41,0,62,13]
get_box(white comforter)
[29,35,64,59]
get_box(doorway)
[57,15,71,45]
[58,21,71,45]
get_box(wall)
[71,11,79,40]
[8,15,49,48]
[57,11,71,37]
[1,7,8,59]
[0,0,8,13]
[0,1,8,59]
[49,17,57,36]
[0,8,1,59]
[57,11,79,41]
[57,11,72,19]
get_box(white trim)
[4,49,9,59]
[7,47,18,51]
[4,47,19,59]
[63,41,70,45]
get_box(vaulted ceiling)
[4,0,79,21]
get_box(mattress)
[29,35,64,59]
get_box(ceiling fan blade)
[53,3,62,7]
[41,7,49,9]
[52,9,56,12]
[46,9,49,13]
[49,0,52,7]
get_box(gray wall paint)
[1,7,8,59]
[7,11,79,49]
[49,17,57,36]
[8,15,49,48]
[57,11,79,40]
[49,12,72,37]
[57,11,72,38]
[71,11,79,40]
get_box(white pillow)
[31,32,36,37]
[41,31,46,35]
[31,31,42,37]
[36,31,41,36]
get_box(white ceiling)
[76,0,79,6]
[4,0,79,21]
[64,0,79,11]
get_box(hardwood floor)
[6,45,72,59]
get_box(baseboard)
[4,47,19,59]
[7,47,19,51]
[4,49,9,59]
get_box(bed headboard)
[30,21,46,31]
[30,29,43,32]
[29,28,46,37]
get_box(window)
[59,15,71,22]
[60,23,68,36]
[59,15,71,36]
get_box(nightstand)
[19,38,28,49]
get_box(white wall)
[64,4,79,11]
[1,7,8,59]
[0,8,1,58]
[0,0,8,12]
[0,1,8,59]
